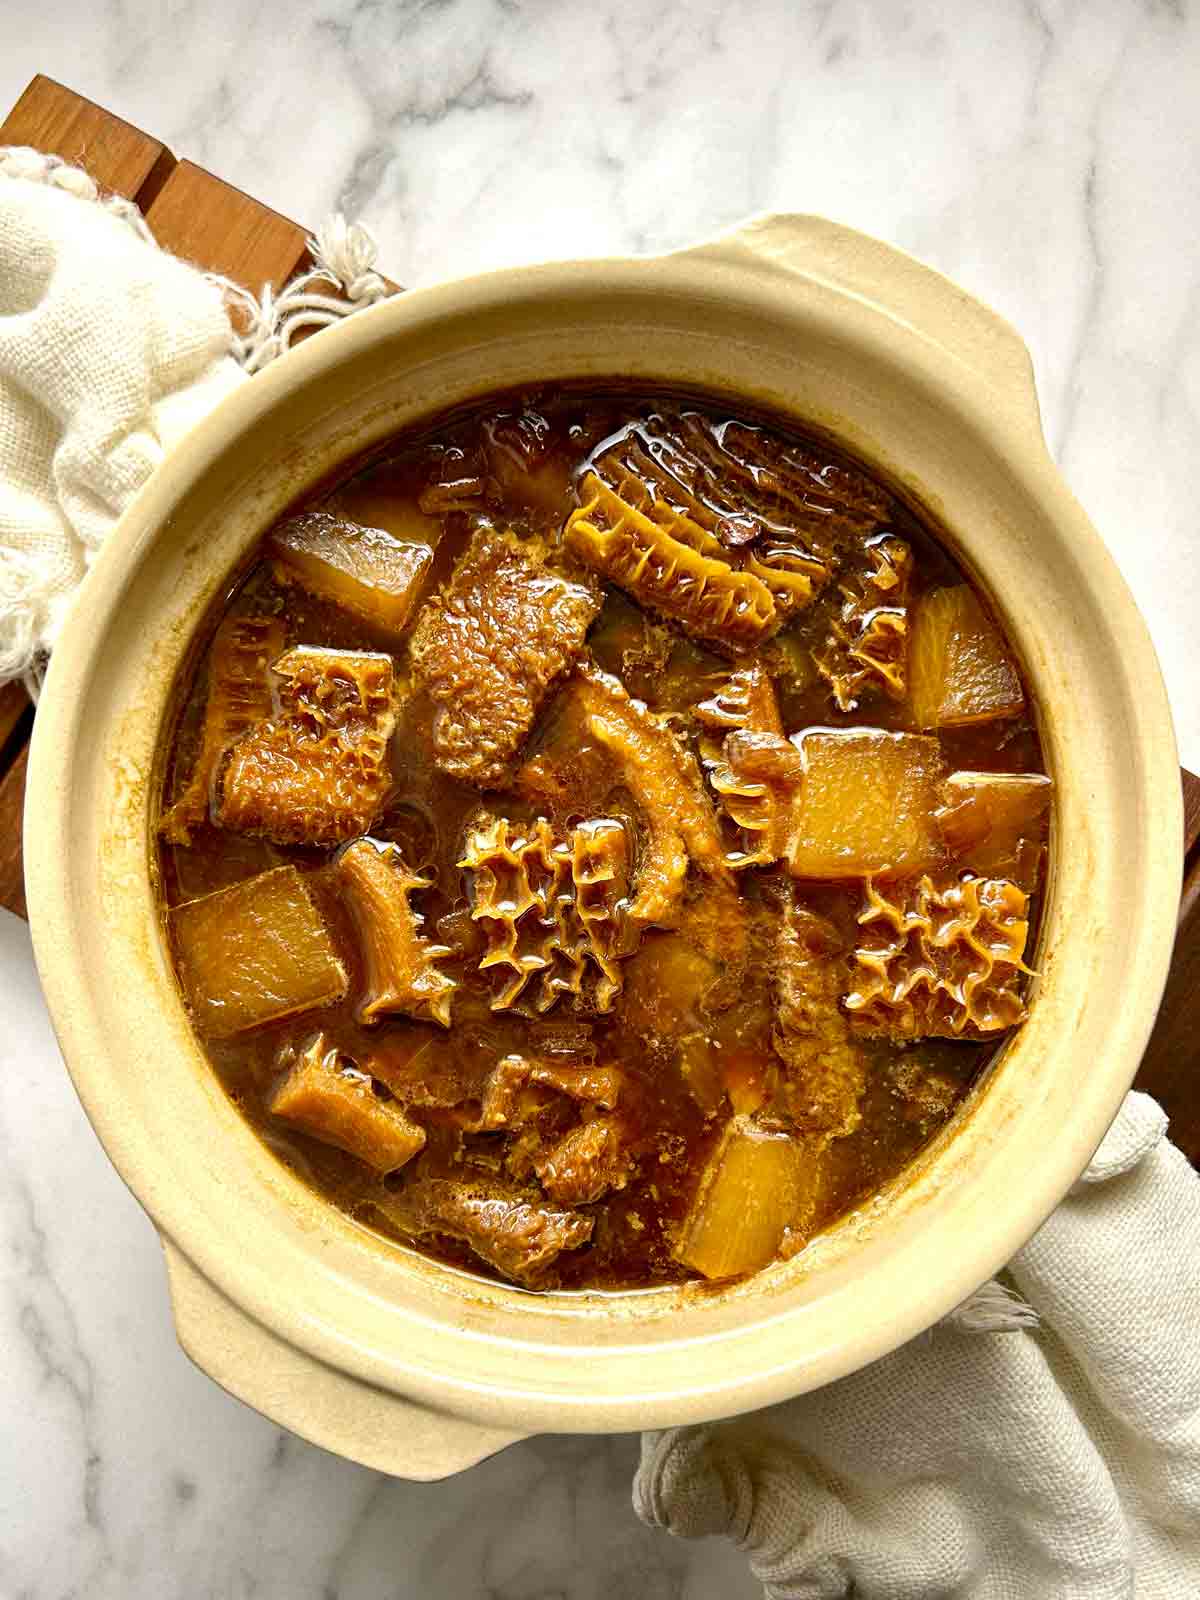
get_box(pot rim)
[25,216,1182,1434]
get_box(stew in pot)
[157,388,1050,1291]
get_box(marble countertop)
[2,2,1198,1595]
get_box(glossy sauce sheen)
[159,388,1049,1292]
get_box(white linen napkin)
[4,148,1198,1600]
[635,1091,1200,1599]
[0,148,386,691]
[0,149,243,687]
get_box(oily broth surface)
[158,386,1048,1292]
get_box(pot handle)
[679,213,1044,433]
[161,1237,526,1480]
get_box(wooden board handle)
[0,78,316,921]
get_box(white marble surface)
[2,1,1200,1594]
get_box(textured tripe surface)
[408,524,599,786]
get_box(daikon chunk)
[784,728,947,880]
[270,1034,426,1172]
[674,1116,817,1280]
[171,865,347,1038]
[908,585,1024,729]
[269,511,433,634]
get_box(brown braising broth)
[158,387,1049,1292]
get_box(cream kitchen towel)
[0,149,242,687]
[0,148,387,691]
[635,1091,1200,1599]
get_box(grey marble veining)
[2,1,1200,1595]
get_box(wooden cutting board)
[2,76,1197,1160]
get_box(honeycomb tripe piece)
[653,410,891,563]
[908,584,1025,729]
[459,815,572,1012]
[713,729,807,869]
[573,664,731,928]
[936,771,1052,857]
[170,865,347,1038]
[814,535,913,712]
[483,410,575,520]
[464,812,640,1011]
[567,413,874,654]
[216,647,399,846]
[772,903,866,1138]
[270,1033,426,1173]
[696,663,794,869]
[566,471,782,651]
[784,727,948,880]
[563,818,632,1012]
[161,612,286,845]
[459,812,636,1015]
[533,1116,633,1205]
[336,839,455,1028]
[376,1175,594,1286]
[695,661,783,740]
[474,1052,626,1130]
[268,510,433,635]
[408,523,600,786]
[845,872,1034,1039]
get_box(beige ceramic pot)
[25,215,1181,1480]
